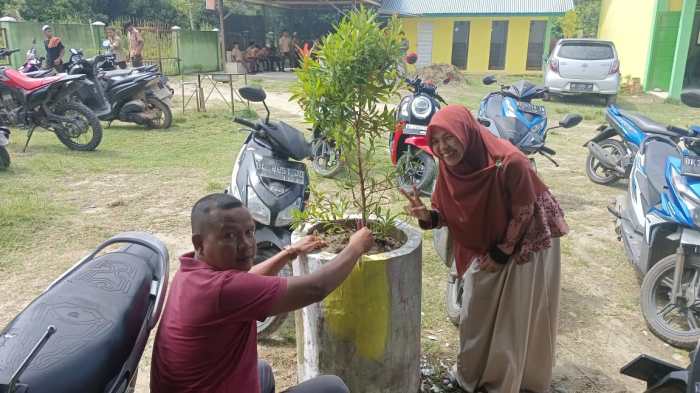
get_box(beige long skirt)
[454,238,561,393]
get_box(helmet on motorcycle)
[405,52,418,65]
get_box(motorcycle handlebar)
[0,48,19,58]
[540,146,557,155]
[233,117,261,130]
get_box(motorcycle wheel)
[641,255,700,349]
[585,139,625,185]
[256,243,290,337]
[311,138,343,178]
[54,102,103,151]
[0,146,9,170]
[446,260,463,326]
[397,150,437,196]
[145,97,173,130]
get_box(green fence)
[0,21,220,75]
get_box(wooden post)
[217,0,226,69]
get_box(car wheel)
[605,94,617,106]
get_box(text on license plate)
[517,102,546,116]
[257,158,306,184]
[571,83,593,91]
[682,156,700,177]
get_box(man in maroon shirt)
[151,193,373,393]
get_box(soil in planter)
[310,221,407,255]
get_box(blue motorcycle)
[478,76,581,167]
[612,89,700,349]
[585,105,684,185]
[618,89,700,392]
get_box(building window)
[489,21,508,70]
[451,21,470,70]
[526,21,548,71]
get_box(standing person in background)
[291,32,301,68]
[244,41,258,74]
[278,31,292,71]
[105,26,127,69]
[41,25,64,72]
[125,22,145,68]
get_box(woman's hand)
[290,235,326,256]
[478,255,504,273]
[400,185,431,222]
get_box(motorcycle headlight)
[276,198,301,226]
[247,187,271,225]
[411,96,432,119]
[671,166,700,223]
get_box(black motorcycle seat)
[644,140,680,204]
[619,110,673,136]
[0,244,158,393]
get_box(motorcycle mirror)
[239,86,267,103]
[482,75,497,85]
[405,52,418,65]
[559,113,583,129]
[681,89,700,108]
[101,39,110,49]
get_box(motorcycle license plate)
[403,123,428,135]
[256,157,306,185]
[682,156,700,177]
[516,102,546,116]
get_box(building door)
[451,21,470,70]
[647,11,681,90]
[683,8,700,87]
[526,21,547,71]
[489,21,509,70]
[416,22,433,67]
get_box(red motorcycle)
[391,76,445,195]
[0,48,102,151]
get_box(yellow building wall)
[598,0,657,80]
[399,16,547,74]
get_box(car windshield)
[558,43,614,60]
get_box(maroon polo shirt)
[151,252,286,393]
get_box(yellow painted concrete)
[598,0,657,80]
[399,16,547,74]
[669,0,683,11]
[324,257,389,361]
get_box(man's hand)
[348,227,374,254]
[400,185,431,222]
[53,58,61,66]
[291,235,326,256]
[478,255,504,273]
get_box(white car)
[545,39,620,105]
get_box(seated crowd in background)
[230,31,319,74]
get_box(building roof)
[379,0,574,16]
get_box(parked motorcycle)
[611,89,700,349]
[65,48,173,129]
[18,39,44,74]
[227,86,311,336]
[479,75,582,167]
[391,76,446,195]
[0,232,169,393]
[584,105,680,185]
[0,48,103,151]
[618,90,700,392]
[0,126,9,169]
[310,126,343,178]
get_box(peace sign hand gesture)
[400,185,431,222]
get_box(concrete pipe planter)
[291,218,422,393]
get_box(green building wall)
[0,21,220,75]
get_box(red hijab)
[427,105,548,275]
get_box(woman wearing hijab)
[402,105,568,393]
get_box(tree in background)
[551,0,601,39]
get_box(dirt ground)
[0,75,690,393]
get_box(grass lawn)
[2,73,700,392]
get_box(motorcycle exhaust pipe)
[587,141,626,176]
